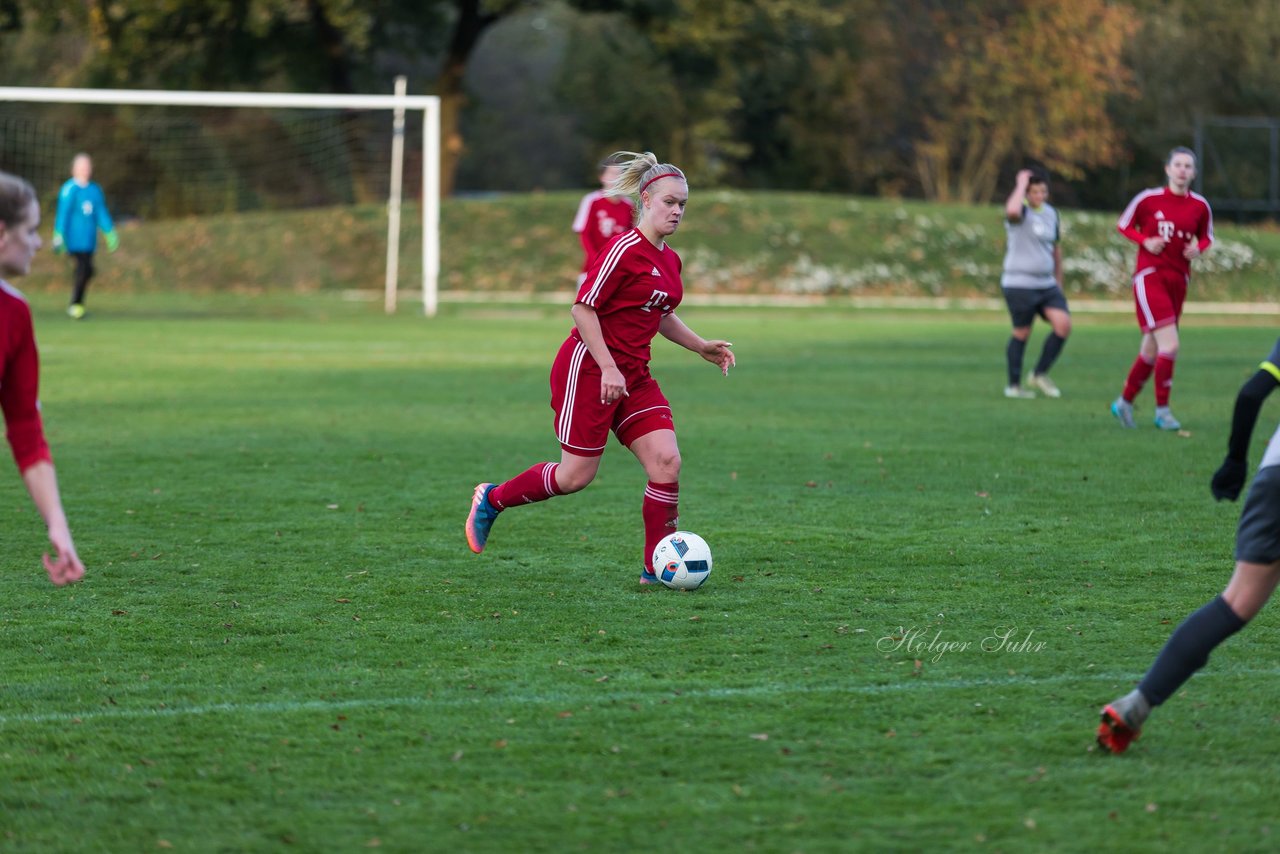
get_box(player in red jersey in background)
[1110,147,1214,431]
[466,151,736,585]
[0,171,85,585]
[571,155,635,286]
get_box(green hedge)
[21,191,1280,301]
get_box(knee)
[1242,370,1279,403]
[1010,327,1031,342]
[1054,318,1072,338]
[649,449,682,483]
[556,465,596,494]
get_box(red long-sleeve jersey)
[1,281,52,472]
[1117,187,1214,278]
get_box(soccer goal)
[0,81,440,315]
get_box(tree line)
[2,0,1277,210]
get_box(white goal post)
[0,83,441,317]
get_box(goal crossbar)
[0,85,441,316]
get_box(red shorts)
[549,337,674,457]
[1132,266,1187,332]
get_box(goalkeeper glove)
[1211,457,1247,502]
[52,231,66,254]
[104,230,119,252]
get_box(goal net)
[0,85,440,314]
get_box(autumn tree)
[562,0,845,184]
[889,0,1136,203]
[0,0,544,196]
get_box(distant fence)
[1196,116,1280,217]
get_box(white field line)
[345,290,1280,315]
[0,668,1269,726]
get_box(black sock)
[1138,595,1246,706]
[71,253,94,305]
[1006,337,1027,386]
[1226,370,1280,461]
[1033,333,1066,376]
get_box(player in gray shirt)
[1000,168,1071,398]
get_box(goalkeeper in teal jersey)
[53,153,118,319]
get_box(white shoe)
[1110,397,1135,428]
[1153,407,1182,431]
[1004,385,1036,399]
[1028,373,1061,398]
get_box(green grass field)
[4,292,1280,851]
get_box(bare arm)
[1053,243,1063,287]
[658,313,735,376]
[21,461,85,585]
[1005,170,1032,222]
[570,302,628,404]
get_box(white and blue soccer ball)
[652,531,713,590]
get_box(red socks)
[643,481,679,572]
[489,470,680,574]
[1154,352,1176,407]
[488,462,561,510]
[1122,354,1156,403]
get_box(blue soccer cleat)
[1153,407,1182,431]
[639,568,660,585]
[1110,397,1136,429]
[466,483,499,554]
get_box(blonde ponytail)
[604,151,686,200]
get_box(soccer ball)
[651,531,713,590]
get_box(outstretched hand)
[43,528,85,586]
[699,340,735,376]
[1211,457,1247,502]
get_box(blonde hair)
[604,151,686,200]
[0,171,37,228]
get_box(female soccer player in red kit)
[1110,147,1213,431]
[0,171,85,585]
[466,151,735,584]
[572,156,634,286]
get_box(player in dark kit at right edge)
[1097,339,1280,753]
[1110,147,1213,431]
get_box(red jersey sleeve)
[0,286,52,472]
[1195,194,1214,253]
[576,230,643,309]
[1116,190,1151,245]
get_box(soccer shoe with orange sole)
[1096,703,1141,754]
[639,568,660,585]
[466,483,499,554]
